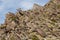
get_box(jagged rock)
[5,12,16,25]
[0,0,60,40]
[33,4,43,9]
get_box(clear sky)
[0,0,50,24]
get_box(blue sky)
[0,0,49,24]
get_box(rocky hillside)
[0,0,60,40]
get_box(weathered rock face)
[5,12,16,25]
[0,0,60,40]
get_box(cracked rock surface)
[0,0,60,40]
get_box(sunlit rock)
[0,0,60,40]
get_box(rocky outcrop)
[0,0,60,40]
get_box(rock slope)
[0,0,60,40]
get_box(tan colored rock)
[0,0,60,40]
